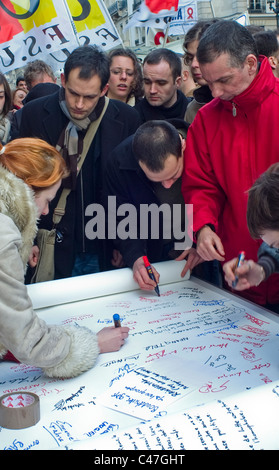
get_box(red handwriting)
[259,373,272,384]
[245,313,270,327]
[240,325,270,336]
[160,290,178,297]
[240,348,261,362]
[145,349,177,362]
[139,296,158,303]
[107,301,131,309]
[62,314,95,324]
[199,380,230,394]
[183,343,228,353]
[217,362,271,380]
[148,312,182,324]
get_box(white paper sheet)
[70,381,279,450]
[0,261,279,450]
[27,260,187,310]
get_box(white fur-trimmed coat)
[0,165,99,377]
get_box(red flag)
[0,1,23,43]
[145,0,179,14]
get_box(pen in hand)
[142,256,160,296]
[232,251,245,288]
[113,314,121,327]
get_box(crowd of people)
[1,19,279,378]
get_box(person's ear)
[60,73,66,88]
[180,133,186,153]
[246,54,258,75]
[268,55,278,70]
[101,83,109,96]
[175,76,182,88]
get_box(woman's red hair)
[0,138,67,191]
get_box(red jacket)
[182,56,279,306]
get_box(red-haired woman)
[0,138,129,377]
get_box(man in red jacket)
[182,20,279,310]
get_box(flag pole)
[163,18,171,47]
[209,0,215,17]
[61,0,81,46]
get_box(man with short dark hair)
[16,76,27,91]
[253,30,279,78]
[182,20,279,310]
[105,120,201,291]
[19,45,141,280]
[135,48,190,122]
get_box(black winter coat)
[104,121,188,268]
[19,90,141,279]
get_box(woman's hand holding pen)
[97,326,129,353]
[223,258,265,290]
[133,256,160,291]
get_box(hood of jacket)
[0,164,38,266]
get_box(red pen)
[142,256,160,296]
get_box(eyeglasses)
[110,68,135,77]
[184,53,197,65]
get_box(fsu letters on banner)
[0,0,122,73]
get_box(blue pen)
[232,251,245,288]
[113,314,121,328]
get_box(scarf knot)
[57,87,105,189]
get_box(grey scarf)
[57,87,105,189]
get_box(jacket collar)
[220,56,276,114]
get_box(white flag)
[124,0,179,31]
[0,0,78,73]
[167,0,198,36]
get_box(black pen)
[232,251,245,288]
[113,314,121,327]
[143,256,160,296]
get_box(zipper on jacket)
[232,102,237,117]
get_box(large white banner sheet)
[0,260,279,450]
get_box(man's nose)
[161,179,174,189]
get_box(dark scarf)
[56,87,105,189]
[136,90,190,122]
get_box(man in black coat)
[19,45,141,280]
[135,48,191,123]
[104,120,202,292]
